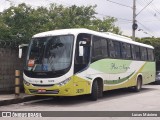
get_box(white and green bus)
[21,28,155,100]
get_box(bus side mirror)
[19,47,22,58]
[18,44,29,58]
[79,41,86,56]
[79,46,84,56]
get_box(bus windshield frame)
[24,35,74,78]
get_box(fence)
[0,47,25,94]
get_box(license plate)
[38,89,46,93]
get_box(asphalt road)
[1,84,160,120]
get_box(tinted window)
[101,38,108,57]
[132,45,140,60]
[109,40,121,58]
[92,36,108,61]
[121,43,132,59]
[148,49,154,61]
[92,36,102,57]
[140,47,148,61]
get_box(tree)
[1,4,50,44]
[0,3,121,46]
[88,17,121,34]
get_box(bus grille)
[29,89,59,94]
[32,84,54,87]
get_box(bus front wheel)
[90,80,98,101]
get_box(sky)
[0,0,160,38]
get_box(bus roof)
[33,28,154,49]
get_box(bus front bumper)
[24,81,76,96]
[24,75,91,96]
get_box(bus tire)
[97,79,103,98]
[133,76,142,92]
[90,80,98,101]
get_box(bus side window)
[108,40,116,58]
[101,38,108,57]
[121,43,132,59]
[121,43,127,58]
[91,36,108,62]
[131,45,141,60]
[131,45,136,60]
[114,41,121,58]
[140,47,148,61]
[148,49,154,61]
[92,36,102,59]
[108,40,120,59]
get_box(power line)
[137,1,156,20]
[144,0,160,15]
[141,20,160,22]
[137,0,152,17]
[117,22,132,25]
[98,13,132,22]
[151,3,160,15]
[137,0,160,23]
[136,0,160,37]
[137,21,156,37]
[140,0,160,21]
[136,0,154,16]
[137,0,156,23]
[106,0,132,9]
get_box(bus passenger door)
[74,33,91,74]
[73,33,91,95]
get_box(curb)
[0,96,44,106]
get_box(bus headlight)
[57,78,71,86]
[23,80,30,86]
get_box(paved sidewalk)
[0,93,42,106]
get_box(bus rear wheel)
[133,76,142,92]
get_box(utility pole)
[132,0,154,40]
[132,0,137,41]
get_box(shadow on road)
[24,85,158,107]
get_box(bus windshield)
[26,35,74,73]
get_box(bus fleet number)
[76,89,84,93]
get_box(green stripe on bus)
[104,71,135,85]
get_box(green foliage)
[0,3,121,46]
[88,17,121,34]
[136,37,160,61]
